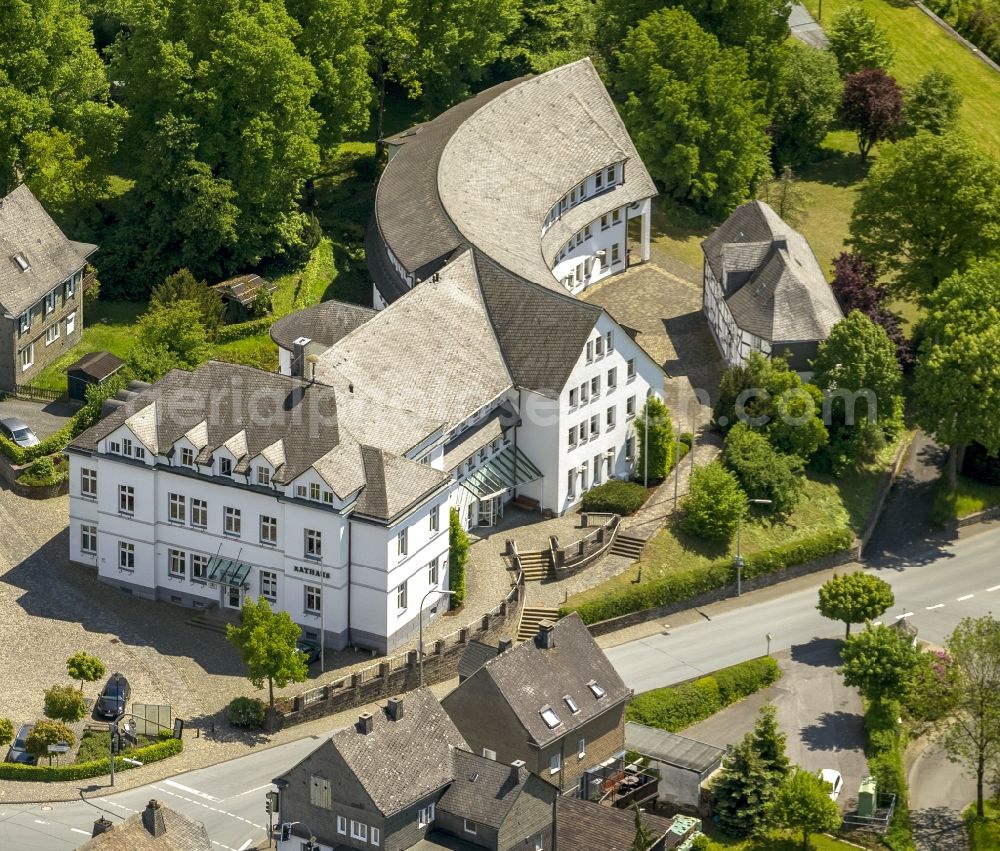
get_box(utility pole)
[108,721,116,787]
[643,401,649,488]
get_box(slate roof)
[282,690,468,817]
[211,273,276,307]
[441,404,517,473]
[701,201,842,344]
[0,184,96,316]
[625,722,725,775]
[269,299,376,351]
[67,350,125,381]
[437,749,532,829]
[355,445,450,523]
[457,639,502,680]
[555,797,689,851]
[78,800,211,851]
[454,613,630,748]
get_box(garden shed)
[625,722,725,812]
[66,351,124,402]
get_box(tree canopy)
[829,253,909,367]
[839,68,904,164]
[150,269,224,336]
[44,683,87,723]
[849,132,1000,298]
[633,396,676,483]
[682,461,745,541]
[498,0,595,75]
[828,5,895,75]
[769,767,842,850]
[126,300,212,382]
[614,7,771,217]
[66,651,106,690]
[770,41,843,166]
[25,720,75,760]
[905,68,962,136]
[722,422,802,516]
[840,622,922,704]
[0,718,13,749]
[817,572,895,637]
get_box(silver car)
[0,417,40,448]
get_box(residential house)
[368,58,656,308]
[701,200,843,372]
[554,797,698,851]
[0,184,96,392]
[78,799,211,850]
[441,614,632,797]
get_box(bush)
[0,717,13,748]
[0,737,182,781]
[627,657,781,732]
[17,454,68,487]
[633,397,675,481]
[681,462,745,541]
[43,684,86,723]
[213,316,274,344]
[581,480,649,515]
[865,699,913,849]
[449,507,469,605]
[228,696,266,729]
[722,423,802,515]
[25,720,76,759]
[563,527,852,624]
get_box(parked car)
[296,639,321,665]
[0,417,40,448]
[819,768,844,801]
[5,723,36,764]
[95,673,131,720]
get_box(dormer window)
[540,706,561,729]
[180,447,194,467]
[44,290,56,314]
[122,438,133,456]
[564,695,580,714]
[310,482,321,500]
[256,466,270,486]
[18,312,29,334]
[219,457,232,476]
[12,253,29,272]
[588,680,606,699]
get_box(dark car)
[296,639,321,665]
[95,673,131,719]
[0,417,40,448]
[5,723,36,764]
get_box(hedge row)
[581,479,649,515]
[0,421,77,465]
[626,656,781,732]
[562,526,852,624]
[215,316,274,343]
[864,699,914,850]
[0,736,183,781]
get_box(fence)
[269,563,526,730]
[12,383,64,403]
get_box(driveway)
[909,733,974,851]
[0,397,78,440]
[683,639,868,813]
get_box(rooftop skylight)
[587,680,606,699]
[540,706,561,729]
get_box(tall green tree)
[941,616,1000,818]
[770,43,843,166]
[0,0,124,200]
[817,572,895,638]
[751,703,790,781]
[227,597,309,709]
[905,68,962,136]
[614,7,771,218]
[769,767,842,850]
[828,5,895,75]
[126,300,212,382]
[44,684,87,723]
[633,397,675,483]
[912,259,1000,487]
[498,0,595,75]
[849,132,1000,299]
[722,423,803,516]
[66,651,106,691]
[840,622,922,704]
[150,268,224,336]
[681,461,745,542]
[25,720,75,762]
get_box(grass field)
[966,801,1000,850]
[931,474,1000,525]
[698,825,863,850]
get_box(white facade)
[702,261,771,367]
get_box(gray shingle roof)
[437,749,531,829]
[0,184,95,316]
[702,201,843,345]
[625,722,725,775]
[78,800,211,851]
[441,403,517,473]
[355,445,450,522]
[304,690,468,817]
[457,639,501,680]
[457,613,630,748]
[555,797,689,851]
[269,299,376,351]
[67,350,124,380]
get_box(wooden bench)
[514,495,540,512]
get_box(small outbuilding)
[66,350,125,402]
[625,722,725,813]
[211,273,277,309]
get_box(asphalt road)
[3,523,999,850]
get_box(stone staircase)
[186,604,239,635]
[610,532,646,561]
[516,606,560,642]
[517,549,554,582]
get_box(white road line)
[237,840,254,851]
[163,779,222,802]
[33,820,49,825]
[98,799,137,814]
[926,604,945,610]
[957,594,975,601]
[988,585,1000,592]
[895,612,914,619]
[231,784,272,798]
[211,842,238,851]
[70,828,92,836]
[150,785,266,831]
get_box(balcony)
[585,760,659,810]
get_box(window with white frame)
[569,387,577,407]
[351,821,368,841]
[595,335,604,357]
[418,803,435,827]
[337,816,347,834]
[626,395,636,417]
[191,498,207,528]
[586,340,594,363]
[578,422,586,443]
[65,276,75,299]
[596,170,604,189]
[168,549,186,577]
[219,457,232,476]
[397,528,408,557]
[591,375,600,396]
[304,529,321,558]
[564,694,580,713]
[224,506,241,536]
[309,775,332,809]
[568,427,577,448]
[81,524,97,554]
[256,466,270,486]
[323,490,334,504]
[606,330,614,351]
[607,367,617,389]
[580,460,589,491]
[464,820,477,835]
[397,581,407,610]
[109,440,120,454]
[540,706,561,728]
[44,290,56,314]
[191,553,208,580]
[429,504,440,532]
[627,358,635,380]
[122,438,133,456]
[607,406,616,429]
[606,165,616,183]
[260,570,277,601]
[18,312,29,334]
[579,737,586,758]
[626,435,635,462]
[567,469,576,499]
[134,446,145,460]
[304,585,321,614]
[180,447,194,467]
[611,242,621,264]
[593,453,603,485]
[584,224,592,240]
[80,467,97,497]
[168,493,185,523]
[310,482,321,501]
[260,515,278,545]
[590,415,599,437]
[371,827,381,845]
[19,343,33,371]
[535,836,543,851]
[612,208,621,225]
[118,485,134,514]
[428,557,439,586]
[549,753,561,774]
[119,541,135,570]
[45,323,59,345]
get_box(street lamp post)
[766,632,773,656]
[736,498,772,597]
[419,588,456,687]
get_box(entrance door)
[477,494,504,527]
[224,585,241,610]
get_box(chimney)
[537,620,556,650]
[511,759,526,783]
[91,816,114,838]
[291,336,312,378]
[387,696,404,721]
[141,800,166,838]
[772,237,788,252]
[358,712,375,734]
[498,638,513,654]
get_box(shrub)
[864,699,913,849]
[228,696,266,728]
[627,657,781,732]
[581,480,648,515]
[43,684,86,723]
[17,455,67,487]
[449,507,469,605]
[0,717,13,748]
[25,720,76,759]
[0,737,182,781]
[722,423,802,515]
[681,462,745,541]
[213,316,274,344]
[633,397,675,482]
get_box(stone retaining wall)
[0,454,68,499]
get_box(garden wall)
[0,453,68,499]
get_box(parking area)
[0,397,78,440]
[683,639,869,813]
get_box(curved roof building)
[368,59,656,307]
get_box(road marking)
[163,779,222,802]
[988,585,1000,592]
[150,785,266,831]
[957,594,974,601]
[926,604,944,610]
[97,799,137,814]
[237,840,253,851]
[231,784,272,799]
[895,612,914,619]
[70,828,92,836]
[211,842,238,851]
[33,819,49,825]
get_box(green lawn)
[567,439,899,610]
[76,730,155,764]
[966,801,1000,850]
[803,0,1000,159]
[698,824,862,850]
[931,474,1000,525]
